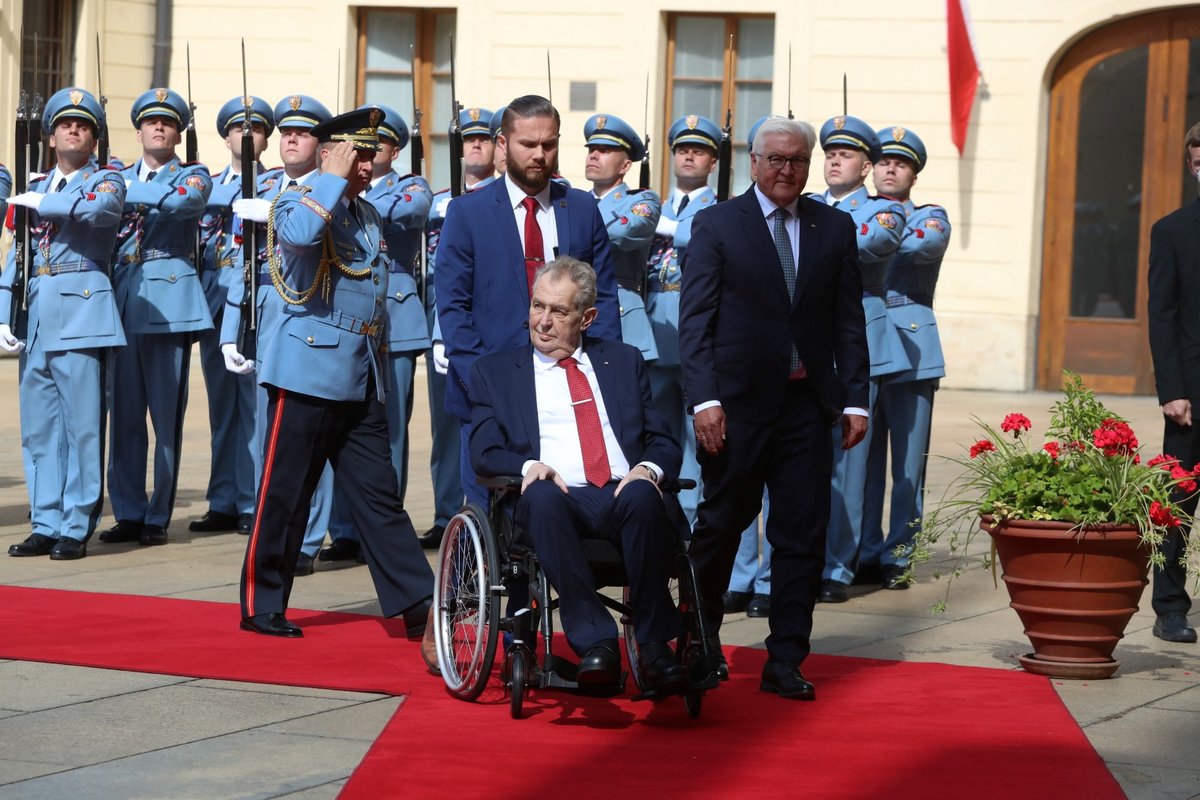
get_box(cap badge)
[833,116,846,130]
[155,88,168,102]
[368,108,383,129]
[595,115,607,130]
[893,126,906,141]
[290,95,302,111]
[686,114,698,130]
[244,96,253,108]
[469,108,481,121]
[70,90,83,106]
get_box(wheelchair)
[432,475,720,719]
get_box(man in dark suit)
[436,95,621,508]
[679,116,870,699]
[469,257,687,693]
[1146,120,1200,645]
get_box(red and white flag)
[947,0,981,156]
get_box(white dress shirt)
[504,174,559,260]
[522,345,661,487]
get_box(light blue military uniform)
[811,115,910,586]
[325,104,433,547]
[107,88,214,538]
[584,113,660,362]
[862,127,951,571]
[646,114,722,526]
[420,107,497,530]
[195,95,275,526]
[219,94,336,560]
[0,88,126,550]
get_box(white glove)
[232,198,271,223]
[436,196,452,217]
[6,192,44,212]
[432,341,449,375]
[655,215,679,238]
[221,342,255,375]
[0,324,25,354]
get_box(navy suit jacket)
[679,187,869,422]
[1148,198,1200,406]
[468,338,681,482]
[435,177,621,419]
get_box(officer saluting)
[102,88,213,548]
[811,114,909,603]
[646,114,722,526]
[583,113,660,362]
[240,107,434,639]
[2,88,127,560]
[190,95,275,536]
[862,126,952,590]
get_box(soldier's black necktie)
[831,199,840,208]
[286,179,297,190]
[677,194,690,215]
[54,178,66,193]
[146,171,157,181]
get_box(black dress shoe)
[8,533,57,557]
[99,520,143,544]
[240,612,303,638]
[295,553,315,576]
[638,641,689,693]
[704,635,729,681]
[723,589,753,614]
[49,537,86,560]
[417,524,445,550]
[1153,612,1198,644]
[817,579,849,603]
[318,538,361,562]
[139,524,168,546]
[852,563,883,586]
[577,639,621,686]
[401,597,434,641]
[760,660,816,700]
[187,510,239,532]
[746,593,770,618]
[237,514,253,535]
[881,564,910,590]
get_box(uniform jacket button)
[306,335,315,344]
[910,322,919,330]
[82,289,91,298]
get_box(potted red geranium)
[912,373,1199,679]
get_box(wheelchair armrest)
[663,478,696,493]
[476,475,524,491]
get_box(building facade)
[1,0,1196,394]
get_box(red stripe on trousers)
[245,388,287,616]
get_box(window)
[663,13,774,196]
[357,8,457,189]
[21,0,78,170]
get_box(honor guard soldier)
[101,87,213,548]
[583,113,661,363]
[239,107,434,639]
[318,103,433,562]
[2,88,128,560]
[419,106,496,550]
[190,95,275,536]
[861,126,951,590]
[646,113,721,526]
[809,114,908,603]
[221,94,336,573]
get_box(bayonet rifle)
[235,40,258,361]
[448,34,463,197]
[715,35,733,201]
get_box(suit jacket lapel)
[792,197,819,306]
[551,182,570,258]
[514,347,540,456]
[587,340,626,448]
[490,181,529,297]
[737,190,788,299]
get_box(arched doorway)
[1038,9,1200,394]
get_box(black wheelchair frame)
[432,476,720,719]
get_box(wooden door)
[1038,10,1200,394]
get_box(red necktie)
[557,357,610,488]
[522,196,544,297]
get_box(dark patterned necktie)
[773,208,801,374]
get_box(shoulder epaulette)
[914,202,947,212]
[29,174,48,184]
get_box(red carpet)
[0,586,1124,799]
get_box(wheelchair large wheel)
[621,575,681,692]
[434,504,501,701]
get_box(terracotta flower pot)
[980,516,1150,679]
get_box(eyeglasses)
[756,153,811,171]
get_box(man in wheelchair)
[467,257,689,694]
